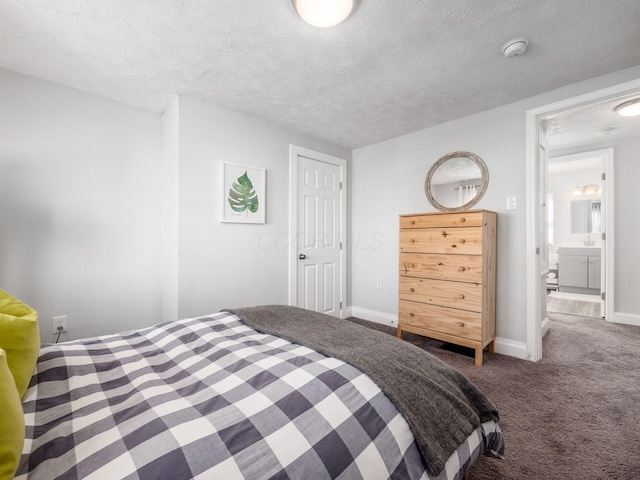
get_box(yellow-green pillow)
[0,348,25,480]
[0,288,40,398]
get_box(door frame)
[288,145,347,317]
[526,78,640,362]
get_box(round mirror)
[424,151,488,212]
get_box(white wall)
[351,102,527,343]
[0,69,163,342]
[173,95,351,318]
[0,69,350,341]
[161,96,180,323]
[548,167,602,248]
[350,65,640,350]
[614,135,640,316]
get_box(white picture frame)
[220,162,266,224]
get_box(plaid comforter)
[17,311,502,479]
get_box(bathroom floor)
[547,291,602,318]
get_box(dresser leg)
[397,327,403,339]
[488,340,495,354]
[474,347,483,367]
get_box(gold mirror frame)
[424,151,489,212]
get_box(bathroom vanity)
[558,247,601,294]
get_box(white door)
[289,146,346,317]
[538,126,549,335]
[598,165,606,317]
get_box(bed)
[5,301,504,480]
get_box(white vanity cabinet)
[558,247,601,294]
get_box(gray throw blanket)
[225,305,499,476]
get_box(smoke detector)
[595,128,614,137]
[502,37,529,57]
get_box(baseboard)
[541,316,551,337]
[611,312,640,327]
[348,305,528,360]
[493,337,528,360]
[347,306,397,328]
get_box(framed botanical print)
[220,162,266,224]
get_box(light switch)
[506,195,518,210]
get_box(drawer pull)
[409,288,415,292]
[460,238,466,243]
[409,312,415,317]
[458,294,465,299]
[458,322,465,327]
[410,220,416,225]
[459,217,466,223]
[442,231,448,237]
[410,238,416,243]
[458,266,466,272]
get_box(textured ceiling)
[543,96,640,151]
[1,0,640,148]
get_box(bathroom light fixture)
[573,183,599,196]
[292,0,358,28]
[614,98,640,117]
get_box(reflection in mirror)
[425,152,488,211]
[571,199,601,233]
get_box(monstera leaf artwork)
[220,162,265,224]
[228,171,259,214]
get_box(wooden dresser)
[397,210,497,366]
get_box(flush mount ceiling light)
[614,98,640,117]
[292,0,358,28]
[502,37,529,57]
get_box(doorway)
[288,145,347,318]
[545,149,612,320]
[526,78,640,362]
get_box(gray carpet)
[347,313,640,479]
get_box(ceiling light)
[502,37,529,57]
[292,0,357,28]
[614,98,640,117]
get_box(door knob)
[298,254,306,260]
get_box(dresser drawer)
[399,276,482,312]
[399,253,482,283]
[400,211,484,229]
[398,301,482,341]
[399,227,483,255]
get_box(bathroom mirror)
[424,151,489,212]
[571,199,601,233]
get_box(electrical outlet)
[376,278,383,289]
[52,315,67,334]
